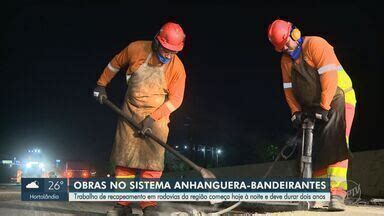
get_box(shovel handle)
[102,99,203,173]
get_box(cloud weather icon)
[26,181,40,189]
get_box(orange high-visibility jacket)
[97,41,186,120]
[281,36,356,113]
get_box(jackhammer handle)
[102,99,203,173]
[302,112,316,120]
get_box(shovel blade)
[199,168,223,205]
[200,168,216,179]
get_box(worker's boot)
[328,195,345,211]
[107,204,133,216]
[142,205,159,216]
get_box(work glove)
[314,107,330,122]
[291,111,304,128]
[93,85,108,104]
[140,115,155,136]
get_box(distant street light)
[216,148,222,167]
[39,163,44,169]
[26,162,32,168]
[201,147,206,159]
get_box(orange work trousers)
[115,165,162,209]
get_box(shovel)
[101,98,217,179]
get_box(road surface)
[1,183,383,215]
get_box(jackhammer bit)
[297,115,315,211]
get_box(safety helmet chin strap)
[288,37,303,60]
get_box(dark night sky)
[1,1,383,167]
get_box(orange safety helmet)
[267,19,293,52]
[156,22,185,52]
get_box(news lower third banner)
[21,178,68,201]
[22,178,330,202]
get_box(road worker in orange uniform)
[267,19,356,211]
[93,22,186,216]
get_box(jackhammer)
[297,114,316,210]
[213,113,318,214]
[300,114,315,179]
